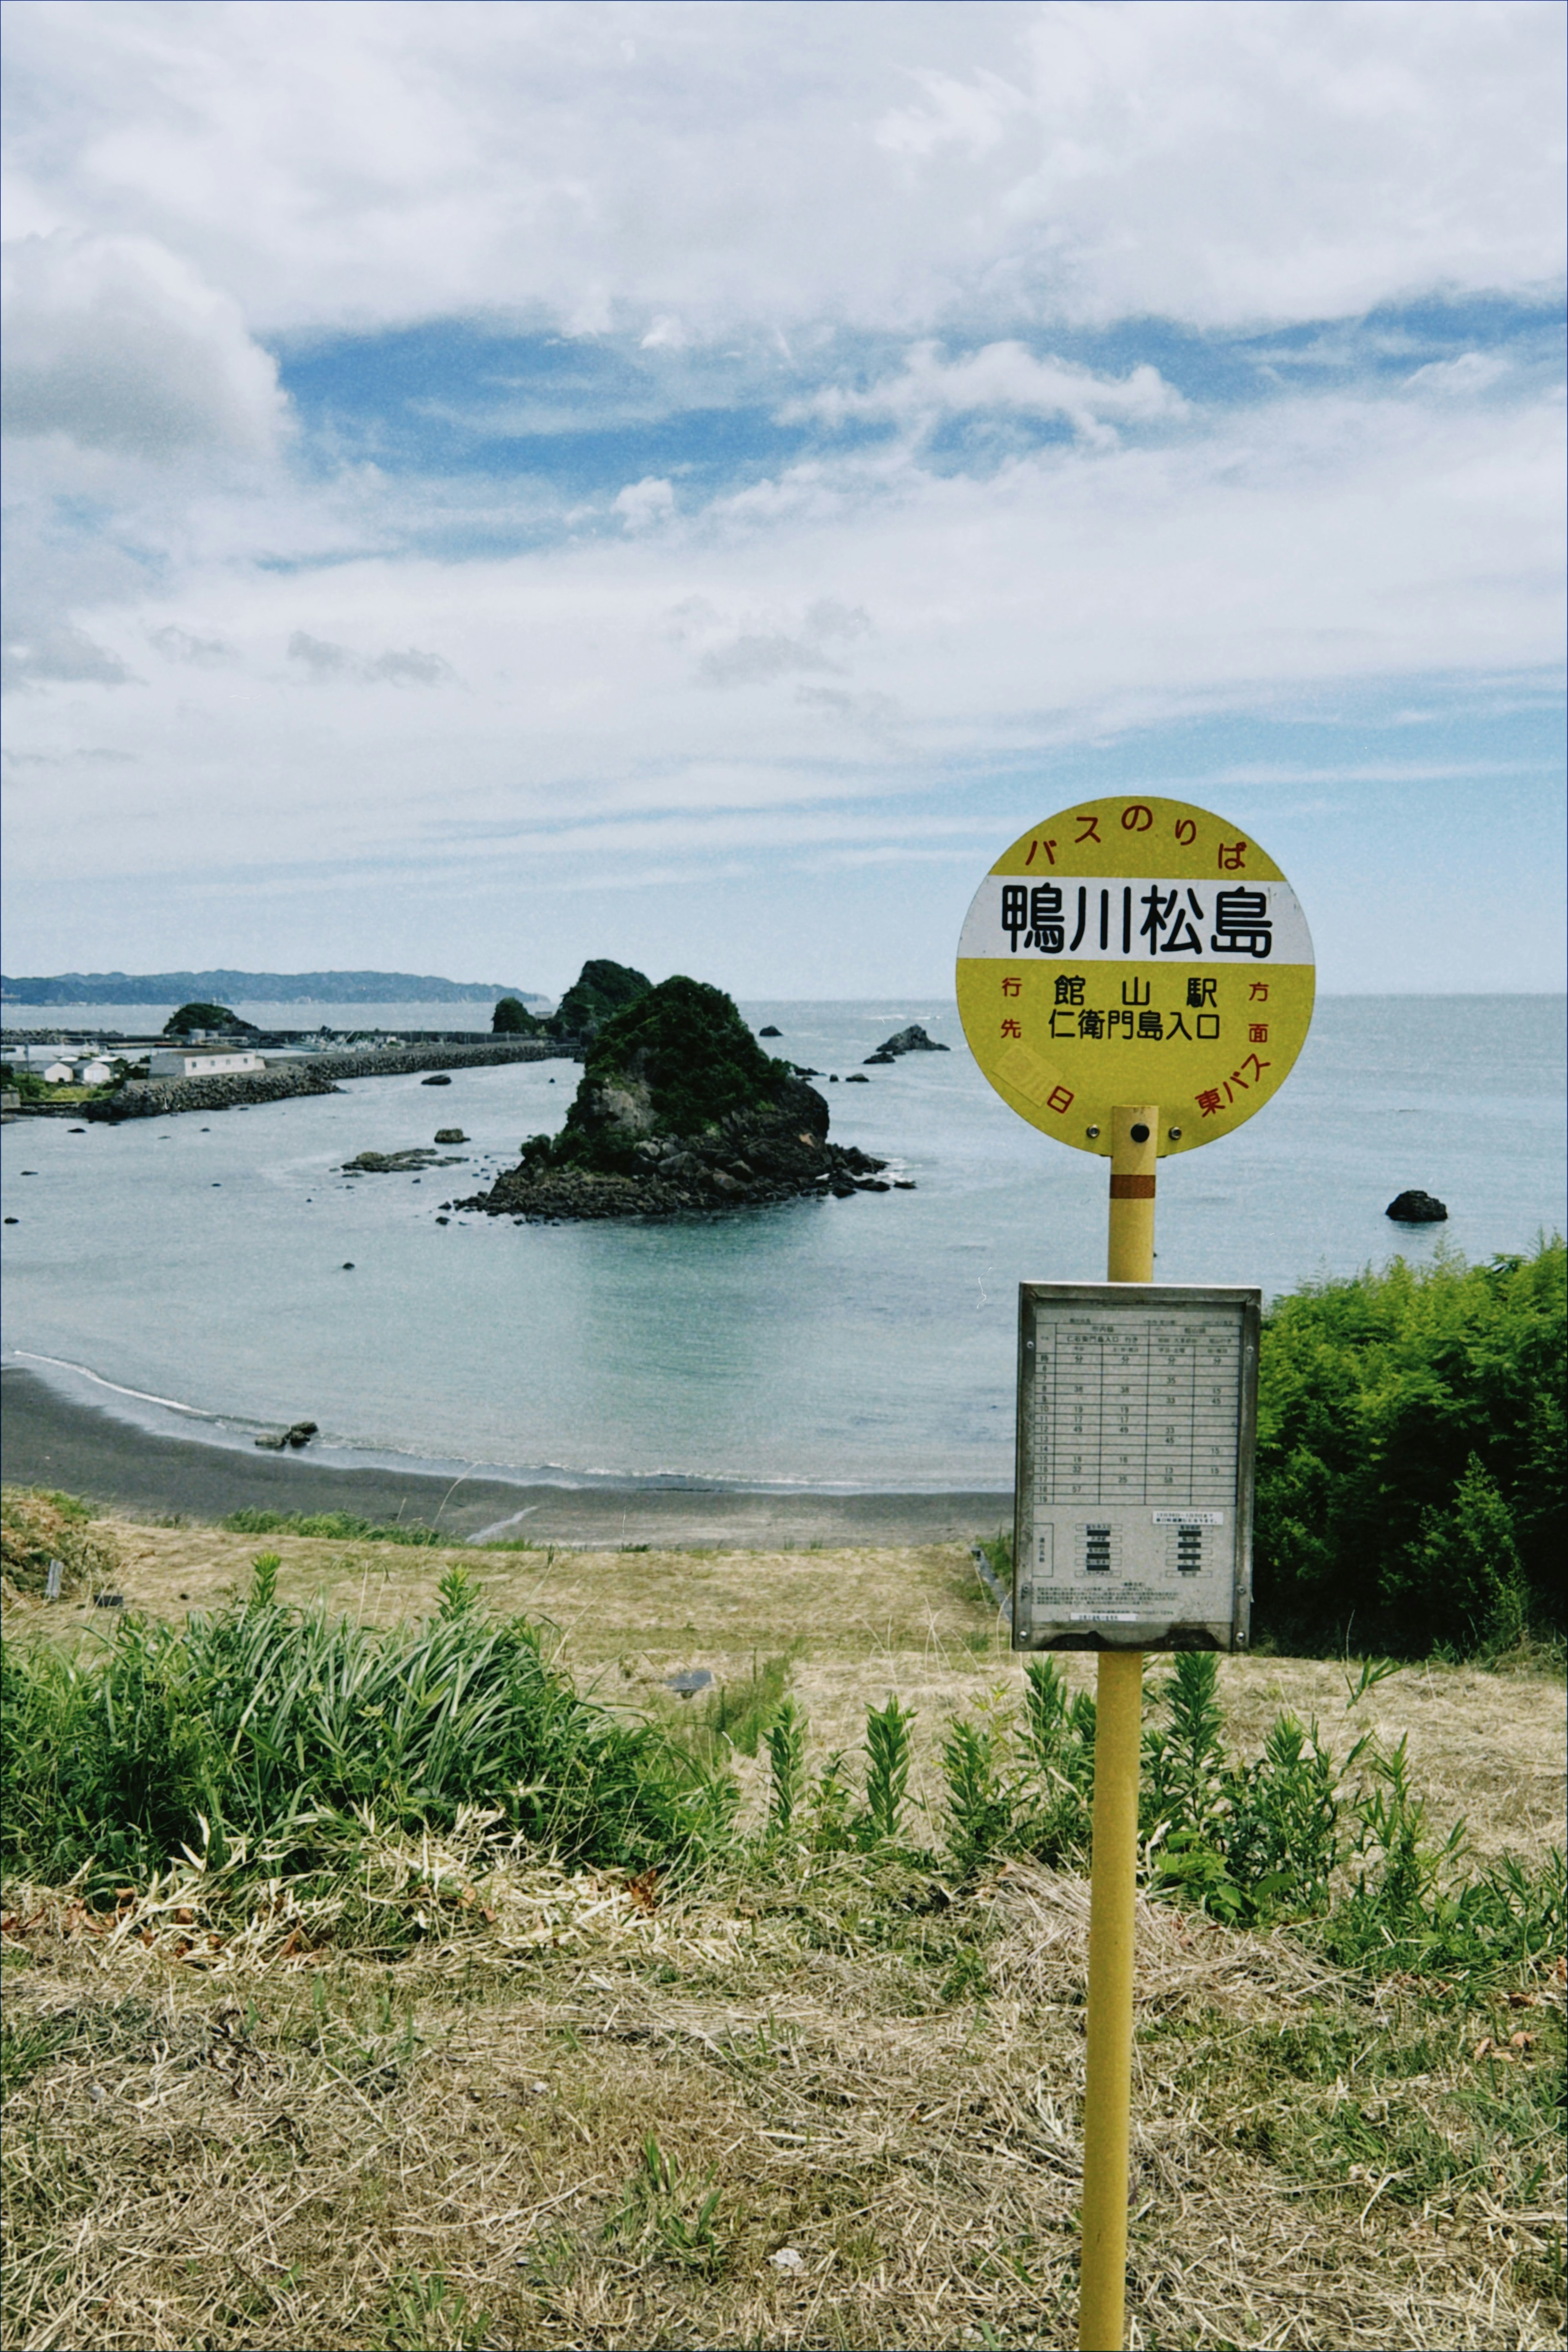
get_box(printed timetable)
[1013,1284,1261,1654]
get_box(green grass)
[219,1506,444,1545]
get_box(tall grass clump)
[0,1557,735,1892]
[1254,1237,1564,1655]
[1,1486,120,1600]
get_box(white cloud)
[0,231,285,459]
[2,379,1559,880]
[1404,351,1512,397]
[2,2,1559,339]
[613,477,676,530]
[799,341,1185,444]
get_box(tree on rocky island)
[491,996,537,1034]
[163,1002,258,1038]
[546,957,651,1040]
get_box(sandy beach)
[0,1366,1009,1547]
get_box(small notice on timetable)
[1013,1283,1261,1653]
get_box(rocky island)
[457,976,901,1221]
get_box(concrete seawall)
[87,1038,577,1121]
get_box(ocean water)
[2,997,1562,1491]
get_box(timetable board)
[1013,1283,1260,1652]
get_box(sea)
[2,997,1562,1493]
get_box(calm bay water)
[2,997,1562,1491]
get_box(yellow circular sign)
[956,795,1314,1156]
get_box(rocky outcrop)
[867,1023,948,1062]
[1386,1189,1448,1223]
[255,1419,318,1451]
[458,975,902,1222]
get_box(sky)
[1,0,1564,1000]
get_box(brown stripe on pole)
[1108,1174,1156,1200]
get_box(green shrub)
[1253,1239,1565,1655]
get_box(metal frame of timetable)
[1013,1283,1261,1653]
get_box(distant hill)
[1,970,546,1007]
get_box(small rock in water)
[1386,1189,1448,1223]
[421,1073,452,1086]
[845,1072,869,1083]
[434,1128,468,1143]
[342,1261,355,1270]
[759,1025,782,1037]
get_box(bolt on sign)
[1015,1282,1261,1653]
[956,795,1314,1154]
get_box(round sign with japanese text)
[956,796,1314,1155]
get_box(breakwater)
[86,1039,574,1122]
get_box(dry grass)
[3,1852,1562,2351]
[3,1516,1564,2349]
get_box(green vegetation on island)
[545,956,651,1040]
[551,975,795,1172]
[162,1001,259,1038]
[490,994,538,1034]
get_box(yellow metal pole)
[1079,1102,1157,2352]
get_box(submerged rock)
[342,1148,466,1174]
[458,975,901,1223]
[1386,1189,1448,1223]
[421,1073,452,1086]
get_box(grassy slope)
[3,1524,1563,2350]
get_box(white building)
[147,1049,267,1079]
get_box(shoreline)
[0,1368,1009,1547]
